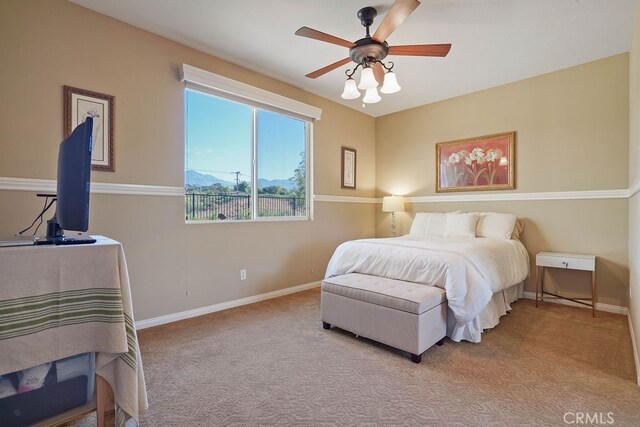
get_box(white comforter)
[325,235,529,326]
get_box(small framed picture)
[63,86,115,172]
[341,147,357,189]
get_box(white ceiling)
[70,0,636,117]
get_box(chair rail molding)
[0,177,183,197]
[407,188,629,203]
[0,176,636,201]
[314,195,381,203]
[630,179,640,199]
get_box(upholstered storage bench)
[321,273,447,363]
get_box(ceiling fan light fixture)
[362,87,381,104]
[296,1,452,107]
[341,77,361,99]
[358,66,379,90]
[380,71,401,94]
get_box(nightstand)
[536,252,597,317]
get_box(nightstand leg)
[592,270,596,318]
[540,266,544,304]
[535,266,540,307]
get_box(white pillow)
[444,213,479,238]
[475,212,517,240]
[409,213,429,235]
[409,212,451,236]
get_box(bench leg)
[410,353,422,363]
[436,338,445,346]
[322,321,331,330]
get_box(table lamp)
[382,195,405,237]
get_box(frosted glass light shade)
[358,66,379,90]
[382,195,405,212]
[362,87,381,104]
[499,156,509,166]
[380,71,401,94]
[341,78,361,100]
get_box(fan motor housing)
[349,38,389,64]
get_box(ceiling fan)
[294,0,451,104]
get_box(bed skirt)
[446,282,524,343]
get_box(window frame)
[184,88,314,224]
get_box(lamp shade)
[341,78,361,100]
[380,71,401,94]
[358,66,379,90]
[499,156,509,166]
[382,195,405,212]
[362,87,381,104]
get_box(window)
[185,89,310,222]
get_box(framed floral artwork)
[63,86,115,172]
[436,131,515,192]
[341,147,357,189]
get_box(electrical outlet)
[240,269,247,281]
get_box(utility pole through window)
[230,171,241,191]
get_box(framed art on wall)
[341,147,357,189]
[63,85,115,172]
[436,131,515,192]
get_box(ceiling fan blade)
[372,0,420,43]
[373,62,385,85]
[295,27,354,48]
[305,58,352,79]
[388,44,452,57]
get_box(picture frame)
[341,147,357,189]
[436,131,515,192]
[63,85,115,172]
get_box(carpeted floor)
[69,288,640,426]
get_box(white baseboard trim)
[522,291,628,315]
[135,280,321,330]
[627,313,640,386]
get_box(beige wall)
[0,0,376,321]
[375,54,630,307]
[628,0,640,384]
[0,0,634,323]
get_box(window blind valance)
[179,64,322,122]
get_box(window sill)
[185,216,311,225]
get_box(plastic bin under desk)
[0,353,95,427]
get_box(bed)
[324,212,530,343]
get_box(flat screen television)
[45,117,96,244]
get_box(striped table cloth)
[0,236,147,425]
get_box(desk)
[535,251,597,317]
[0,236,147,426]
